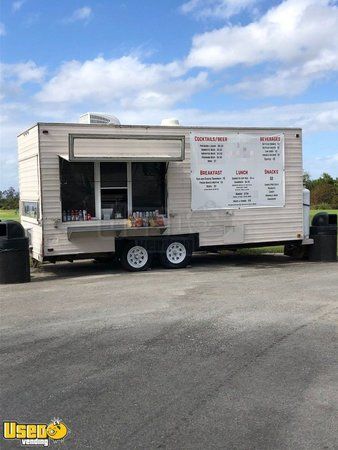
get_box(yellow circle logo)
[46,420,68,440]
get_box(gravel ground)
[1,253,337,449]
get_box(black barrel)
[0,220,31,284]
[308,213,337,262]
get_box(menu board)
[190,132,285,210]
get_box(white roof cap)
[161,118,180,126]
[79,113,121,125]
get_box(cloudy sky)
[0,0,338,189]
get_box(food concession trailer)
[17,115,311,271]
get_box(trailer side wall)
[25,124,303,259]
[17,125,43,260]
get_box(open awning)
[65,133,185,162]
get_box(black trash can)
[0,220,31,284]
[309,213,337,262]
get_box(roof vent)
[79,113,121,125]
[161,118,180,126]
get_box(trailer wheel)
[121,242,151,272]
[161,240,191,269]
[31,258,41,269]
[284,243,308,259]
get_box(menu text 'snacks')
[190,132,285,210]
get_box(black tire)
[284,243,308,259]
[31,258,41,269]
[160,239,192,269]
[120,242,151,272]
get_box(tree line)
[0,173,337,210]
[0,187,20,210]
[303,173,338,209]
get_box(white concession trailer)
[18,117,311,270]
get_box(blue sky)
[0,0,338,189]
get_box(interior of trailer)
[59,158,168,223]
[52,132,187,239]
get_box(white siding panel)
[18,125,40,201]
[18,156,39,200]
[17,125,43,260]
[17,126,39,161]
[21,219,43,261]
[72,136,184,160]
[36,123,303,256]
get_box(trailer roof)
[18,122,302,137]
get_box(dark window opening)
[132,162,166,214]
[59,158,95,221]
[100,162,128,219]
[101,189,128,219]
[100,162,127,187]
[0,224,6,236]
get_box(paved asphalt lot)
[1,253,337,449]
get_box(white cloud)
[0,103,32,189]
[0,23,6,36]
[169,101,338,132]
[180,0,258,19]
[2,1,338,187]
[12,1,25,12]
[63,6,92,24]
[186,0,338,96]
[1,61,45,85]
[187,0,338,69]
[35,56,208,109]
[0,61,46,98]
[228,51,338,97]
[305,152,338,178]
[1,98,338,189]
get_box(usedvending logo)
[3,418,69,447]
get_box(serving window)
[132,162,166,214]
[60,158,167,222]
[100,162,128,220]
[60,159,95,221]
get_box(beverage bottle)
[62,211,67,222]
[83,210,87,221]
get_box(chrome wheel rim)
[127,246,148,269]
[166,242,186,264]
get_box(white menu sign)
[190,132,285,210]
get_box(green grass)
[0,209,20,221]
